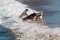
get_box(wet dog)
[22,13,36,22]
[22,12,43,22]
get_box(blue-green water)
[0,25,15,40]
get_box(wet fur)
[22,13,36,21]
[22,13,43,22]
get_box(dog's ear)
[41,12,43,16]
[40,11,44,16]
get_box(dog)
[22,13,36,22]
[22,12,43,22]
[36,12,44,24]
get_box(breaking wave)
[0,0,60,40]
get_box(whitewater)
[0,0,60,40]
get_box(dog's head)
[34,12,43,20]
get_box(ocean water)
[0,25,16,40]
[0,0,60,40]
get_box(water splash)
[0,0,60,40]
